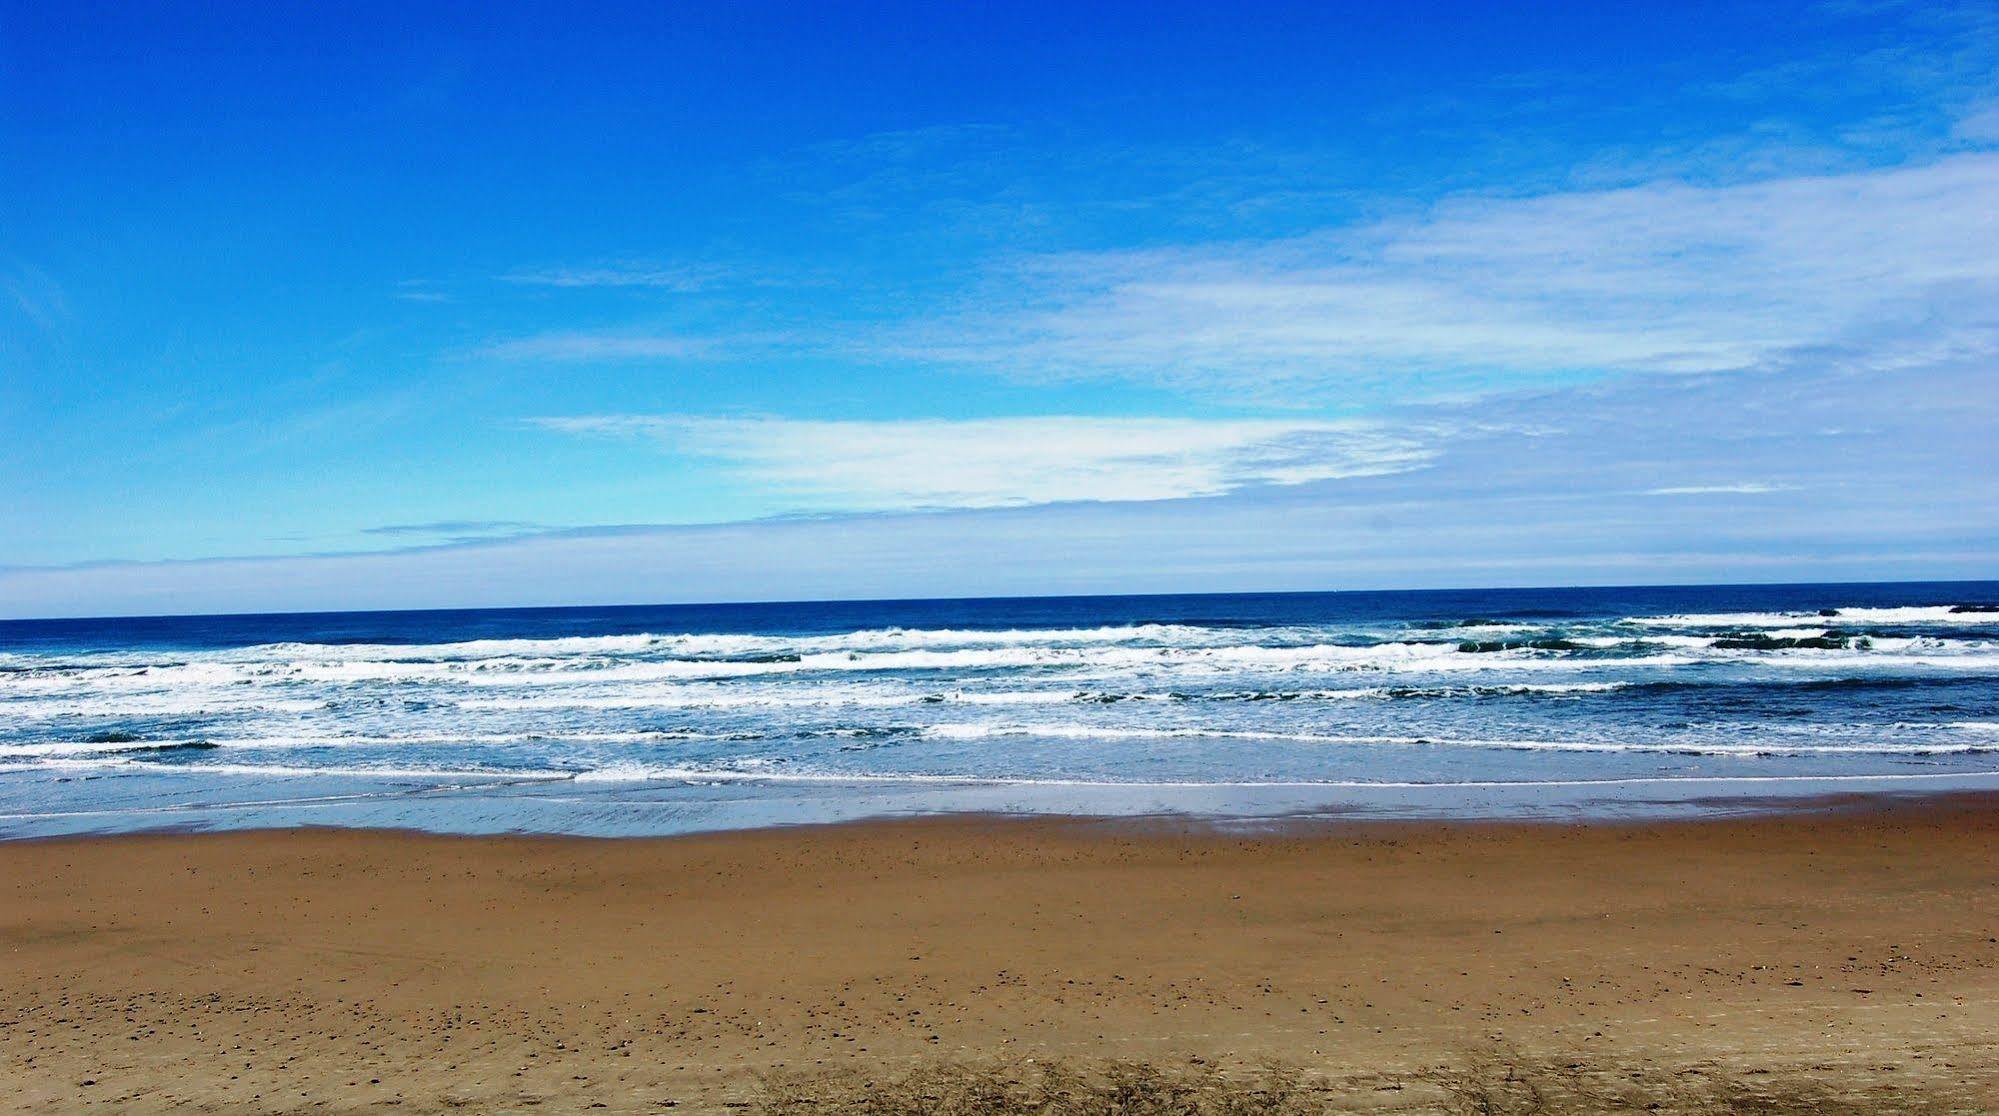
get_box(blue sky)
[4,0,1997,617]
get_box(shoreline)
[10,781,1999,848]
[5,795,1997,1112]
[10,766,1999,843]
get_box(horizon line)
[3,574,1994,627]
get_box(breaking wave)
[4,587,1997,829]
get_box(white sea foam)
[9,757,1999,792]
[10,627,1996,705]
[197,624,1244,664]
[448,680,1631,713]
[1627,606,1997,628]
[10,638,1999,729]
[6,597,1997,832]
[0,758,564,782]
[914,722,1996,756]
[0,694,328,719]
[0,728,732,759]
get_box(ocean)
[3,581,1997,837]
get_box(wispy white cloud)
[883,153,1999,401]
[2,263,67,329]
[13,350,1995,615]
[497,262,735,291]
[531,414,1437,509]
[392,279,453,303]
[1957,98,1999,141]
[469,153,1999,392]
[1643,483,1801,497]
[361,520,541,539]
[479,332,712,361]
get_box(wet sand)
[3,795,1997,1113]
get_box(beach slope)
[4,798,1997,1113]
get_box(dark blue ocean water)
[4,582,1997,836]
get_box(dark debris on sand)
[752,1055,1980,1115]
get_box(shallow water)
[4,582,1997,837]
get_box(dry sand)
[3,796,1997,1113]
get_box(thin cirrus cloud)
[360,520,542,539]
[881,152,1999,399]
[1958,100,1999,142]
[1643,483,1801,497]
[530,414,1438,509]
[478,331,713,361]
[496,262,735,291]
[467,152,1999,393]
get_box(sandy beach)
[3,795,1996,1113]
